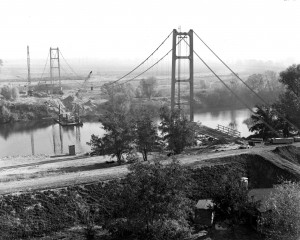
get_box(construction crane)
[75,71,93,98]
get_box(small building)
[195,199,215,227]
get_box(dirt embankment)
[0,143,299,195]
[0,144,299,239]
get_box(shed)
[195,199,214,227]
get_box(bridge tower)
[171,29,194,121]
[49,47,61,90]
[27,46,31,86]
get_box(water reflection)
[0,109,251,157]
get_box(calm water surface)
[0,109,251,157]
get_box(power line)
[183,38,281,137]
[193,31,299,132]
[108,30,173,85]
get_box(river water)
[0,109,251,157]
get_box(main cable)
[108,30,173,85]
[194,31,299,132]
[116,37,184,86]
[38,52,50,85]
[183,39,281,137]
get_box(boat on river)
[54,113,83,127]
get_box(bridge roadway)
[0,142,299,195]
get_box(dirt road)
[0,142,299,195]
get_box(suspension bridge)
[32,28,299,140]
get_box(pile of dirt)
[62,95,76,111]
[272,145,300,165]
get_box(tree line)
[247,65,300,138]
[88,105,196,164]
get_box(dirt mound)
[62,95,76,111]
[272,145,300,165]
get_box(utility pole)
[171,29,194,121]
[49,47,61,92]
[27,46,31,86]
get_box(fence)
[216,124,241,138]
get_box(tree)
[210,172,259,226]
[101,83,134,112]
[159,106,196,154]
[246,74,265,93]
[273,64,300,128]
[279,64,300,98]
[258,181,300,240]
[88,110,135,164]
[104,159,193,240]
[139,77,157,99]
[248,105,283,139]
[133,107,158,161]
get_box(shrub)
[258,181,300,240]
[0,105,12,123]
[0,86,19,100]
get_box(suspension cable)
[108,30,173,85]
[116,37,184,87]
[117,48,173,86]
[194,31,299,132]
[183,39,281,137]
[38,52,50,85]
[59,50,81,79]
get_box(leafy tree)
[279,64,300,98]
[258,181,300,240]
[159,106,196,154]
[133,107,158,161]
[139,77,157,99]
[210,172,259,226]
[104,159,193,240]
[273,64,300,128]
[274,91,300,129]
[101,83,134,112]
[246,74,265,93]
[88,110,135,164]
[248,105,283,139]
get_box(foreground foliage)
[102,159,194,240]
[258,181,300,240]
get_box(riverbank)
[1,142,299,194]
[0,143,299,239]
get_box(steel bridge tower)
[171,29,194,121]
[50,47,61,89]
[27,46,31,86]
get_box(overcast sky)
[1,0,300,64]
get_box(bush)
[0,105,12,123]
[0,86,19,100]
[258,181,300,240]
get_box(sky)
[1,0,300,66]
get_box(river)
[0,109,251,157]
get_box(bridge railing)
[216,124,241,138]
